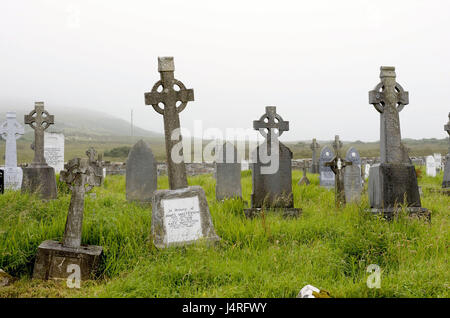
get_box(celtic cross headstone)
[325,135,352,207]
[245,106,301,217]
[367,67,428,219]
[33,157,103,281]
[145,57,193,190]
[21,102,57,199]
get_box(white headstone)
[426,155,436,177]
[364,164,371,179]
[0,112,24,190]
[241,159,249,171]
[433,153,442,172]
[44,132,65,174]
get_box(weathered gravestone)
[319,146,335,188]
[364,163,371,180]
[126,139,157,202]
[33,157,103,281]
[310,138,320,173]
[21,102,57,200]
[344,147,363,203]
[368,66,429,218]
[0,112,24,190]
[426,155,436,177]
[245,106,301,217]
[215,142,241,200]
[443,113,450,188]
[433,153,442,172]
[44,132,65,174]
[86,147,104,179]
[325,135,352,207]
[145,56,220,248]
[297,160,310,185]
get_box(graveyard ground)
[0,168,448,298]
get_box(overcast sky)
[1,0,449,142]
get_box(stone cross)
[24,102,55,167]
[86,147,97,163]
[253,106,289,153]
[144,57,194,190]
[0,112,24,168]
[369,66,409,164]
[326,136,352,207]
[310,138,320,173]
[60,157,102,248]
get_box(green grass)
[0,168,448,298]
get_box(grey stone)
[215,142,241,200]
[344,147,363,203]
[32,157,103,281]
[310,138,320,173]
[246,106,301,217]
[151,186,220,248]
[319,146,335,188]
[0,269,15,287]
[325,135,352,207]
[126,140,157,202]
[22,102,57,199]
[368,67,428,218]
[298,160,310,185]
[443,113,450,188]
[145,56,194,190]
[0,112,24,190]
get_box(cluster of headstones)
[1,59,448,285]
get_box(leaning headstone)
[44,132,65,174]
[426,155,436,177]
[325,135,352,207]
[126,139,157,202]
[297,160,310,185]
[0,112,24,190]
[33,157,103,281]
[245,106,301,217]
[145,56,220,247]
[344,147,363,203]
[215,142,241,200]
[319,146,335,188]
[443,113,450,188]
[310,138,320,173]
[367,66,428,218]
[21,102,57,200]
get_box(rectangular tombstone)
[151,186,220,248]
[433,153,442,171]
[33,240,102,281]
[215,142,241,200]
[44,132,65,174]
[344,147,363,203]
[443,155,450,188]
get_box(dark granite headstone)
[368,66,429,219]
[215,142,241,200]
[245,106,301,217]
[319,146,335,188]
[126,140,157,202]
[344,147,363,203]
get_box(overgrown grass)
[0,168,448,298]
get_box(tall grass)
[0,168,448,298]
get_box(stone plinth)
[21,166,57,200]
[32,240,102,281]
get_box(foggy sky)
[1,0,449,142]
